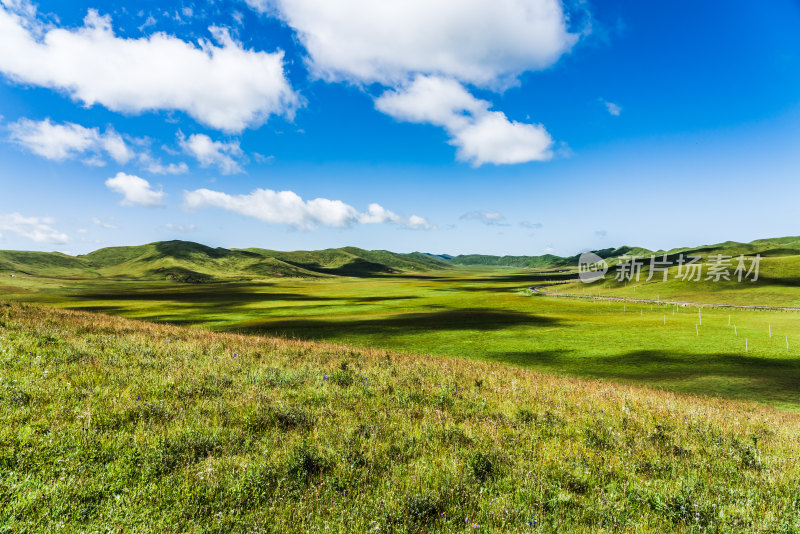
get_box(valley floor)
[4,268,800,411]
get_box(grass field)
[2,302,800,532]
[549,254,800,307]
[4,266,800,411]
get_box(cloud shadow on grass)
[489,349,800,406]
[242,308,563,339]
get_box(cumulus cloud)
[178,133,244,174]
[7,117,194,173]
[250,0,578,87]
[183,187,432,230]
[376,76,552,165]
[0,3,298,132]
[245,0,577,166]
[105,172,165,206]
[460,211,509,226]
[8,117,134,164]
[358,203,435,230]
[0,212,68,243]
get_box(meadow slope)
[1,302,799,532]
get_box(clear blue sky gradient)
[1,0,799,255]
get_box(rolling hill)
[449,236,800,268]
[4,235,800,284]
[0,240,450,282]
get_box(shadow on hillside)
[488,349,800,405]
[61,286,423,323]
[75,288,339,303]
[442,285,522,293]
[274,257,431,278]
[438,272,576,284]
[739,274,800,288]
[244,308,563,338]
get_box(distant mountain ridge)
[447,236,800,268]
[0,240,450,282]
[2,236,800,281]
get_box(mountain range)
[2,236,800,282]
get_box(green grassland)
[549,252,800,308]
[3,257,800,411]
[2,302,800,532]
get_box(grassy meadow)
[2,302,800,532]
[4,265,800,411]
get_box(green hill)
[0,241,449,282]
[527,236,800,307]
[448,237,800,269]
[448,246,658,269]
[4,235,800,284]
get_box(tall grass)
[1,301,799,532]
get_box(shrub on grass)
[469,451,498,482]
[287,444,329,480]
[329,369,354,387]
[404,493,441,524]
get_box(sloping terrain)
[1,302,799,532]
[0,241,449,282]
[449,236,800,269]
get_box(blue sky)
[1,0,799,256]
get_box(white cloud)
[0,212,68,243]
[357,203,435,230]
[376,76,553,165]
[460,211,509,226]
[405,215,435,231]
[245,0,577,166]
[105,172,165,206]
[455,112,553,166]
[91,217,117,229]
[602,99,621,116]
[100,129,134,163]
[183,187,431,230]
[178,133,244,174]
[165,223,196,232]
[8,118,134,164]
[7,117,196,173]
[520,221,543,229]
[251,0,578,87]
[138,15,157,32]
[0,4,298,132]
[138,153,189,175]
